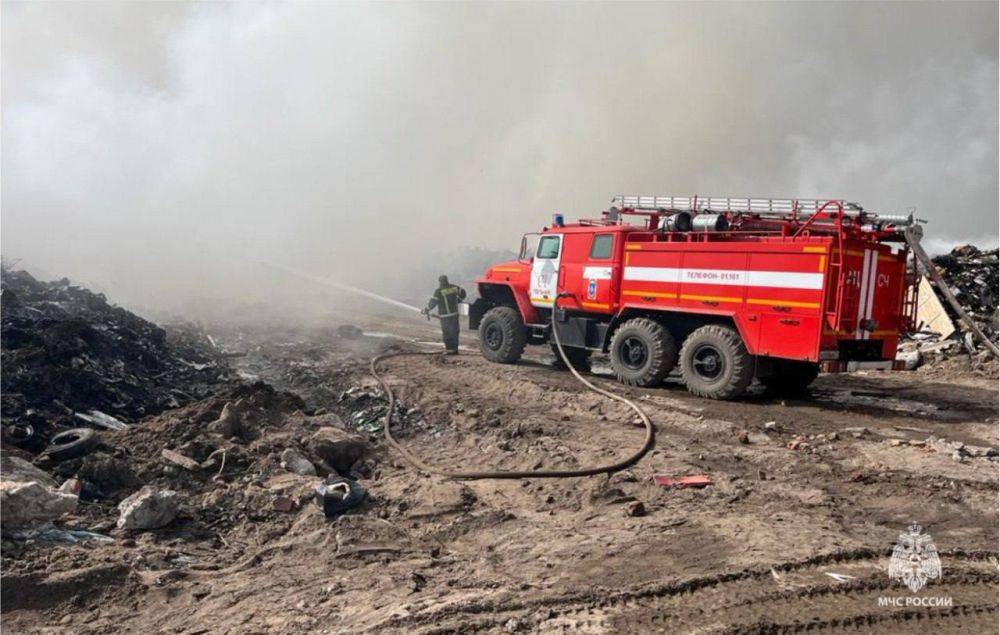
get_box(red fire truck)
[467,195,920,399]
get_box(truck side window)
[589,234,613,259]
[536,236,560,259]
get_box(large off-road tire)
[478,305,527,364]
[759,359,820,395]
[609,318,677,387]
[679,325,753,400]
[550,342,591,372]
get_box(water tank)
[658,212,692,232]
[691,214,729,232]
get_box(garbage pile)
[900,244,999,371]
[1,267,234,451]
[930,245,999,343]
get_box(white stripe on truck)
[855,250,872,338]
[582,266,613,280]
[863,251,878,340]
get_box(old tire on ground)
[478,305,527,364]
[609,318,677,387]
[759,359,820,395]
[550,342,591,372]
[679,325,754,400]
[2,422,36,447]
[44,428,100,462]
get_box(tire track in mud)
[600,572,997,634]
[365,549,998,633]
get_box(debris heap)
[901,244,999,370]
[1,267,233,447]
[930,245,999,343]
[1,381,372,548]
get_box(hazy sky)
[2,1,997,311]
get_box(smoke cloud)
[3,1,997,314]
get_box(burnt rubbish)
[930,245,999,344]
[1,267,233,451]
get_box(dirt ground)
[2,309,998,634]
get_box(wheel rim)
[619,336,649,370]
[483,323,503,350]
[691,344,725,381]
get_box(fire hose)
[370,304,655,479]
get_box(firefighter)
[422,275,466,354]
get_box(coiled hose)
[370,310,655,479]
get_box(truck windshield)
[519,234,539,260]
[536,236,560,259]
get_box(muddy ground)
[2,309,998,634]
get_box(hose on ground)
[370,309,655,479]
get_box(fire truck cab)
[467,196,919,400]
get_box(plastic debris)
[4,523,114,544]
[74,410,128,431]
[314,477,365,517]
[651,474,713,489]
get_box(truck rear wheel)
[609,318,677,387]
[679,325,753,400]
[759,359,819,395]
[478,306,527,364]
[550,342,591,372]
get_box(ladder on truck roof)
[611,195,864,216]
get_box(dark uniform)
[424,275,466,354]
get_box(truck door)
[554,233,592,311]
[578,233,615,312]
[530,234,562,308]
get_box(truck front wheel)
[478,306,527,364]
[679,325,753,400]
[759,359,819,395]
[609,318,677,387]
